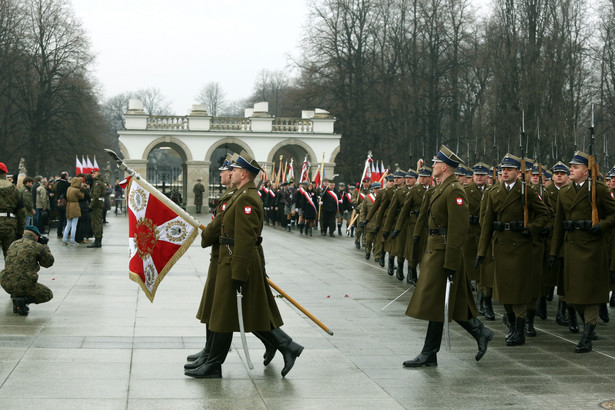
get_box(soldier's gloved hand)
[444,268,455,281]
[590,224,602,235]
[360,221,368,229]
[382,231,389,240]
[610,271,615,284]
[547,255,557,270]
[474,256,484,269]
[413,236,420,245]
[539,226,551,238]
[391,230,400,239]
[373,226,380,234]
[520,227,531,237]
[233,280,245,293]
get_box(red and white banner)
[127,176,199,302]
[76,156,83,175]
[300,156,309,182]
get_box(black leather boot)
[396,258,405,281]
[483,296,495,321]
[599,303,609,323]
[456,317,494,361]
[574,322,595,353]
[525,310,537,337]
[505,312,516,342]
[365,252,370,260]
[403,321,442,367]
[476,291,485,316]
[387,257,395,276]
[12,297,29,316]
[254,328,304,377]
[555,301,569,326]
[506,317,526,346]
[252,332,277,366]
[568,306,579,333]
[87,237,102,248]
[379,254,385,267]
[185,326,212,366]
[536,297,547,320]
[184,332,232,378]
[408,267,418,285]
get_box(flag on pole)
[127,176,200,302]
[300,156,309,182]
[371,161,379,182]
[313,166,321,187]
[93,156,100,171]
[81,156,89,174]
[76,156,83,175]
[286,160,294,183]
[360,153,373,182]
[86,156,94,173]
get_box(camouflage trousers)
[90,207,103,239]
[0,218,17,259]
[1,279,53,304]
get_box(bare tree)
[195,82,225,116]
[134,88,172,115]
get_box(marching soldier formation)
[257,143,615,359]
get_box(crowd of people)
[256,147,615,359]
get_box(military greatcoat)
[383,185,410,258]
[208,181,283,333]
[550,181,615,304]
[196,185,235,323]
[406,174,477,322]
[463,182,484,281]
[89,174,105,238]
[477,180,550,304]
[395,184,427,262]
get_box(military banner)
[127,176,199,302]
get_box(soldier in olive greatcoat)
[404,146,493,368]
[549,151,615,353]
[88,168,105,248]
[383,169,414,280]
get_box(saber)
[236,290,254,370]
[267,278,334,336]
[444,276,452,350]
[381,285,414,311]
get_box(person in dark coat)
[54,172,70,237]
[75,174,93,244]
[319,179,339,236]
[404,145,494,368]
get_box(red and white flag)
[360,153,372,182]
[76,156,83,175]
[127,176,199,302]
[299,156,309,182]
[81,156,89,174]
[93,156,100,171]
[313,166,321,187]
[86,156,94,173]
[371,161,380,182]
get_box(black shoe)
[355,241,360,249]
[504,312,515,341]
[568,307,579,333]
[87,238,102,248]
[330,232,335,237]
[184,353,208,370]
[387,257,395,276]
[186,347,207,362]
[408,267,418,285]
[525,310,537,337]
[599,303,609,323]
[536,297,547,320]
[12,297,29,316]
[395,259,404,281]
[403,352,437,367]
[555,301,569,326]
[378,255,385,267]
[506,317,526,346]
[365,253,370,260]
[574,323,595,353]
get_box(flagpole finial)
[105,149,136,177]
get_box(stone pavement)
[1,213,615,409]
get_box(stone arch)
[267,138,317,165]
[142,136,192,162]
[205,136,254,162]
[329,145,340,165]
[118,140,129,159]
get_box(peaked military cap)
[405,169,418,178]
[372,182,381,189]
[570,151,589,166]
[362,177,371,182]
[501,153,522,169]
[524,157,535,168]
[394,169,406,178]
[531,164,540,175]
[418,166,433,177]
[454,165,468,176]
[385,174,395,181]
[218,153,234,171]
[231,150,262,175]
[433,145,463,168]
[473,162,490,175]
[338,182,346,187]
[543,170,552,180]
[466,169,474,177]
[607,166,615,178]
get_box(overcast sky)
[71,0,309,114]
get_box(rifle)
[520,111,529,227]
[493,129,498,181]
[536,119,543,197]
[588,105,599,225]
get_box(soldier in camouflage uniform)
[0,225,54,315]
[88,168,105,248]
[0,163,25,259]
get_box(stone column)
[185,160,209,213]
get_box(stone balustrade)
[272,118,313,133]
[210,117,251,131]
[146,115,189,130]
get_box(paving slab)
[0,213,614,409]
